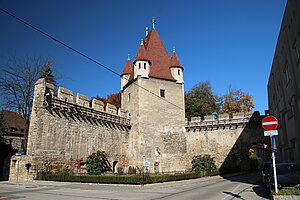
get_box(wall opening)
[112,161,118,173]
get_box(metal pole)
[271,136,278,193]
[17,160,20,183]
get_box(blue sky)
[0,0,287,114]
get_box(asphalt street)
[0,172,270,200]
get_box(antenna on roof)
[127,54,130,60]
[152,16,155,30]
[145,27,149,36]
[173,46,176,53]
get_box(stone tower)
[120,23,187,172]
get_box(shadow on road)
[221,172,271,199]
[222,191,244,199]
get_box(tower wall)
[122,76,186,172]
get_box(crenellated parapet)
[185,111,261,132]
[42,82,130,127]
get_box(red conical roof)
[170,51,183,70]
[121,59,133,78]
[143,29,175,81]
[135,43,148,62]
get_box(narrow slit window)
[178,69,180,75]
[144,63,146,69]
[128,93,131,102]
[160,89,165,98]
[138,63,141,69]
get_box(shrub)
[137,166,145,175]
[86,150,111,175]
[117,166,124,175]
[55,168,74,177]
[192,154,217,175]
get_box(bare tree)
[0,56,54,151]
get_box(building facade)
[267,0,300,163]
[0,110,27,180]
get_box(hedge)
[37,170,219,185]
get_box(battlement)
[42,83,130,127]
[185,111,262,131]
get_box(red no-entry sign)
[262,116,278,131]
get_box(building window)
[138,63,141,69]
[160,89,165,98]
[178,69,180,75]
[128,93,131,102]
[10,127,17,132]
[144,63,146,69]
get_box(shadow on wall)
[219,111,271,174]
[0,142,14,181]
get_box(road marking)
[221,183,241,200]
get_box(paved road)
[0,172,270,200]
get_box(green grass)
[272,189,300,196]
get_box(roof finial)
[152,16,155,30]
[127,54,130,60]
[140,38,143,45]
[145,27,149,36]
[173,46,176,53]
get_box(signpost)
[262,116,278,193]
[15,152,22,183]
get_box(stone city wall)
[184,111,267,172]
[10,78,131,181]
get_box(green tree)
[185,81,220,119]
[86,150,111,175]
[40,61,58,86]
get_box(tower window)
[128,93,131,102]
[160,89,165,98]
[144,63,146,69]
[178,69,180,75]
[138,63,141,69]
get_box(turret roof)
[143,29,175,80]
[121,28,183,81]
[170,51,183,70]
[121,59,133,79]
[135,42,148,62]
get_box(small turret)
[170,47,184,84]
[121,55,133,90]
[133,39,151,79]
